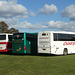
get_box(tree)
[0,21,9,33]
[9,28,19,33]
[0,21,19,33]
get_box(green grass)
[0,54,75,75]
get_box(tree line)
[0,21,19,33]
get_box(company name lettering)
[39,37,49,39]
[63,42,75,45]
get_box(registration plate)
[43,49,46,50]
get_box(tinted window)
[26,34,37,41]
[13,33,24,39]
[54,33,58,41]
[8,35,12,41]
[54,33,75,41]
[42,33,46,36]
[0,35,6,40]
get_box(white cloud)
[30,11,36,16]
[41,26,48,28]
[0,1,28,18]
[10,21,46,29]
[0,18,18,28]
[18,21,42,29]
[19,20,75,32]
[61,4,75,21]
[19,21,32,28]
[39,4,57,15]
[1,17,75,32]
[47,21,75,31]
[5,19,75,32]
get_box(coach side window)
[71,35,75,41]
[54,33,58,41]
[58,34,71,41]
[54,33,75,41]
[0,35,6,40]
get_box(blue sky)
[0,0,75,32]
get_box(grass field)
[0,54,75,75]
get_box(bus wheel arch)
[63,48,68,56]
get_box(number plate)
[43,49,46,50]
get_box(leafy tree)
[0,21,9,33]
[9,28,19,33]
[0,21,19,33]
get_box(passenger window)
[0,35,6,40]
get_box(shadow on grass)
[0,52,58,57]
[1,52,74,57]
[3,50,75,57]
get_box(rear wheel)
[63,48,68,56]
